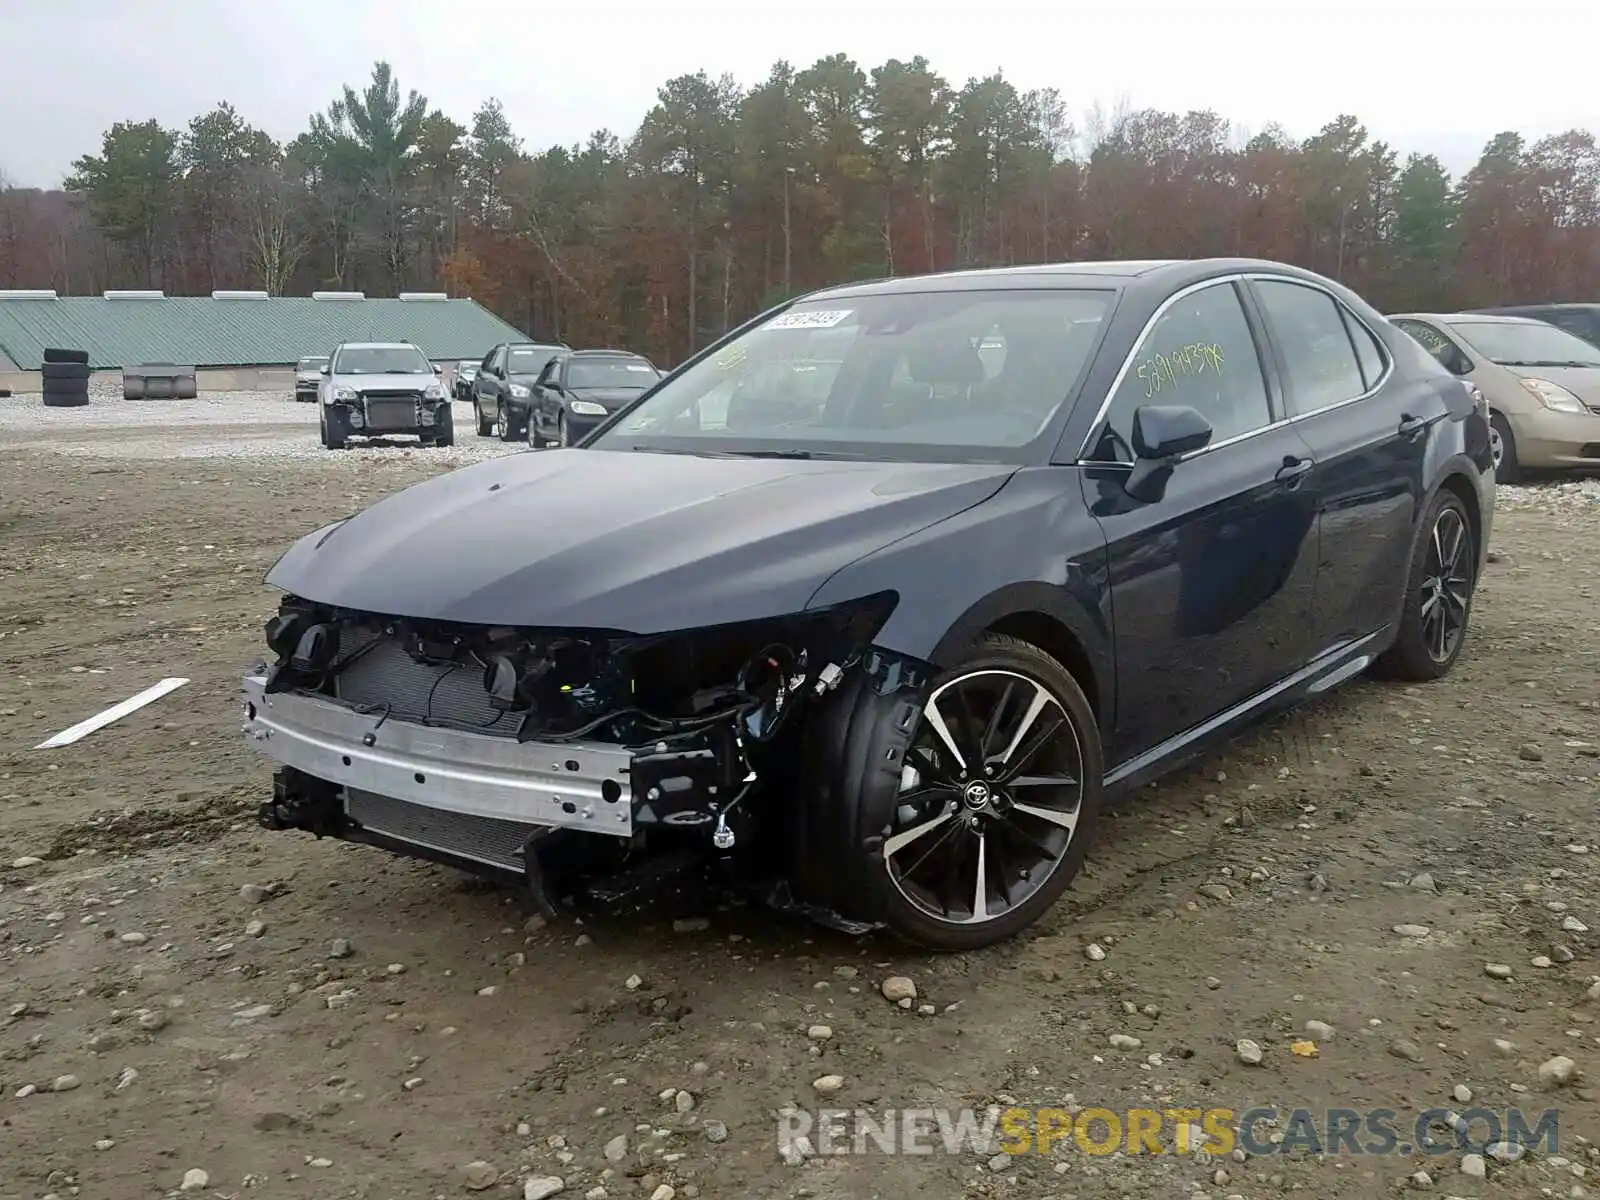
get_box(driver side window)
[1093,282,1271,463]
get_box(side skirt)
[1102,626,1392,799]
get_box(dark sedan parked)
[527,349,662,447]
[245,258,1494,951]
[471,341,571,440]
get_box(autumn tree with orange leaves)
[5,59,1599,368]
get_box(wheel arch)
[1436,469,1484,569]
[926,582,1113,735]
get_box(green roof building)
[0,290,530,371]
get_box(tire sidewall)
[877,637,1105,952]
[1489,413,1520,484]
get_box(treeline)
[1,58,1598,367]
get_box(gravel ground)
[0,389,519,466]
[1,395,1598,1200]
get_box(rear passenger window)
[1092,281,1271,463]
[1340,309,1388,390]
[1254,280,1368,415]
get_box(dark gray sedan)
[527,349,662,447]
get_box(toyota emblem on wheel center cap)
[962,780,992,809]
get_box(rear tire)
[1372,489,1476,681]
[475,401,493,436]
[1489,412,1521,484]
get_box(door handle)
[1275,456,1313,483]
[1398,413,1432,438]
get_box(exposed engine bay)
[243,590,920,930]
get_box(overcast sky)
[3,0,1598,189]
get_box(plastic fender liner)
[790,648,931,923]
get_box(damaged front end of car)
[241,589,927,930]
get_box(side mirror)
[318,365,330,376]
[1124,404,1213,503]
[433,363,443,375]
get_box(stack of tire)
[41,348,91,408]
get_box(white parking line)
[34,677,190,749]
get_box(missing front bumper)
[240,673,636,836]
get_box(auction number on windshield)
[765,309,853,330]
[1137,342,1225,397]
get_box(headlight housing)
[331,386,357,402]
[423,382,444,400]
[1519,377,1586,413]
[569,400,607,417]
[509,383,530,399]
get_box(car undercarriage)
[244,591,924,933]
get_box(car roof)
[509,342,568,350]
[1390,312,1549,326]
[567,349,649,359]
[1468,302,1600,313]
[796,257,1335,302]
[337,341,420,350]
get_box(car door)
[474,347,504,423]
[1081,279,1320,762]
[1251,280,1433,655]
[532,357,565,435]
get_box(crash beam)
[240,673,635,836]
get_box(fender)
[807,467,1113,699]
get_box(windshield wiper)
[724,448,815,459]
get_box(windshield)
[568,358,658,389]
[508,346,562,375]
[590,288,1114,462]
[333,346,431,375]
[297,357,328,370]
[1446,320,1600,368]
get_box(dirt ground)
[2,404,1599,1200]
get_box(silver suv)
[318,342,454,450]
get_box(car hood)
[1498,364,1600,405]
[266,448,1017,631]
[331,373,436,392]
[569,386,648,409]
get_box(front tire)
[431,406,455,448]
[497,400,520,442]
[557,412,571,447]
[1489,412,1521,484]
[475,399,493,437]
[868,634,1103,951]
[319,406,347,450]
[1372,489,1476,681]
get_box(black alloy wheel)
[1372,490,1476,680]
[1420,504,1471,665]
[879,635,1102,949]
